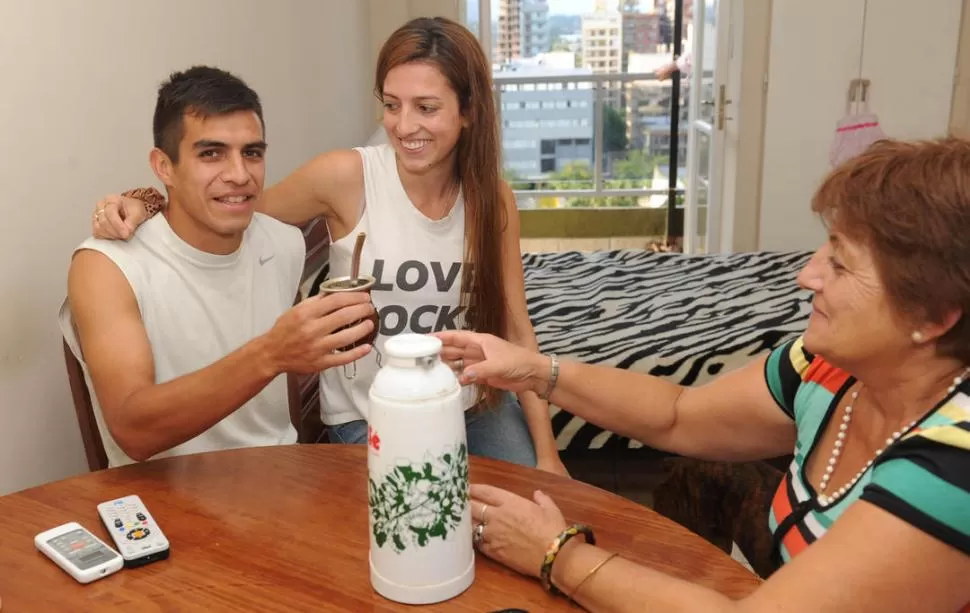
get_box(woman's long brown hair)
[376,17,507,409]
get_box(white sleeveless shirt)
[318,144,475,425]
[58,213,302,467]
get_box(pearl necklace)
[816,366,970,506]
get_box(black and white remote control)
[96,495,170,568]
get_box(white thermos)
[367,334,474,605]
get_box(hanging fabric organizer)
[829,77,887,167]
[828,0,887,167]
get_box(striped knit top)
[764,337,970,592]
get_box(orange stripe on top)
[771,474,793,519]
[781,517,810,558]
[804,359,851,395]
[771,474,810,559]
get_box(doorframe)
[682,0,709,254]
[684,0,733,254]
[683,0,774,254]
[728,0,772,252]
[949,0,970,136]
[685,0,774,253]
[705,0,735,254]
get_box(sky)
[547,0,599,13]
[467,0,615,18]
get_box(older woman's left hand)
[470,483,568,578]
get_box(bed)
[522,249,814,452]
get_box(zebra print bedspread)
[522,249,814,452]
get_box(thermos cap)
[370,334,459,402]
[383,334,443,360]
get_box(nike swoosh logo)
[259,254,275,265]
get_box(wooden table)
[0,445,760,611]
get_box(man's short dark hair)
[153,66,264,163]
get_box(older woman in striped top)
[438,137,970,613]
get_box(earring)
[911,330,925,343]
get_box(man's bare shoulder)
[68,216,166,295]
[67,248,139,313]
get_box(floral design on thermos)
[368,443,470,554]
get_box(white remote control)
[34,522,123,583]
[96,494,170,568]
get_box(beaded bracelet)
[538,353,559,401]
[539,523,595,596]
[122,187,166,216]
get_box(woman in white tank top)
[91,17,567,477]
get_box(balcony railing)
[474,0,690,248]
[493,71,687,221]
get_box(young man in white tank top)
[59,67,376,467]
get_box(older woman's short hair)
[811,137,970,362]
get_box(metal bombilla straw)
[341,232,366,379]
[341,232,383,378]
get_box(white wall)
[0,0,373,495]
[758,0,963,252]
[366,0,464,122]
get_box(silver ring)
[480,504,489,524]
[473,522,485,547]
[455,358,464,372]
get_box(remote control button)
[114,519,123,528]
[127,527,151,540]
[136,513,146,521]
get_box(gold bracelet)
[569,552,619,601]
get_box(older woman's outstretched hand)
[470,484,568,578]
[433,330,549,394]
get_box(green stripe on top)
[871,459,970,536]
[792,381,835,456]
[768,508,779,532]
[921,411,958,429]
[765,346,791,411]
[814,509,834,530]
[820,469,875,526]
